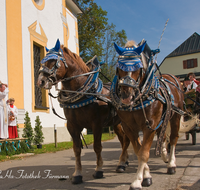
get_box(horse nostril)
[41,80,45,86]
[38,79,45,87]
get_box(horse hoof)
[142,178,152,187]
[129,186,142,190]
[116,165,126,173]
[167,167,176,174]
[71,175,83,184]
[93,171,103,178]
[125,161,129,166]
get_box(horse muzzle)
[118,75,139,105]
[118,75,139,89]
[37,73,53,89]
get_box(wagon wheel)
[191,131,196,145]
[185,132,189,140]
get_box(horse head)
[114,40,148,105]
[37,39,89,90]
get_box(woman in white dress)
[0,81,9,139]
[8,98,18,138]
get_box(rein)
[48,89,88,149]
[60,70,99,82]
[56,87,109,97]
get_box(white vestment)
[0,88,9,138]
[8,105,18,126]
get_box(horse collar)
[58,60,103,109]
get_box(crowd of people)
[0,81,18,139]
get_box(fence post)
[54,124,57,148]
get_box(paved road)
[0,133,200,190]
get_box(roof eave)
[65,0,83,15]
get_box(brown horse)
[111,40,184,190]
[37,39,130,184]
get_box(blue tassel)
[25,140,30,149]
[0,143,2,152]
[12,142,17,151]
[18,140,21,149]
[5,141,8,151]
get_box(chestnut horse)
[37,39,130,184]
[110,40,184,190]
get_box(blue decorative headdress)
[41,39,65,64]
[114,41,146,72]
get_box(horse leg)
[161,139,169,163]
[167,114,180,174]
[159,123,170,163]
[114,123,130,173]
[129,130,155,190]
[92,129,104,179]
[67,123,83,184]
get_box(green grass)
[0,133,116,162]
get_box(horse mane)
[125,40,137,48]
[61,45,90,72]
[125,40,147,70]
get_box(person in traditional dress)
[185,72,198,93]
[0,81,9,139]
[8,98,18,139]
[184,73,198,112]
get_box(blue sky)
[94,0,200,65]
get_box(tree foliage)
[77,0,108,62]
[34,116,44,145]
[22,111,34,145]
[100,24,127,82]
[77,0,127,81]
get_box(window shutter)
[194,58,197,67]
[183,60,187,69]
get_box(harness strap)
[138,88,151,128]
[48,90,88,149]
[61,70,99,82]
[155,85,172,156]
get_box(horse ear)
[114,42,124,55]
[45,47,49,52]
[134,41,146,55]
[54,39,60,52]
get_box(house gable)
[159,32,200,81]
[167,32,200,58]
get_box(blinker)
[118,75,139,89]
[114,41,146,72]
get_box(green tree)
[77,0,127,82]
[34,116,44,146]
[22,111,34,145]
[100,24,127,82]
[77,0,108,62]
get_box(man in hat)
[0,81,9,139]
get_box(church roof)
[166,32,200,58]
